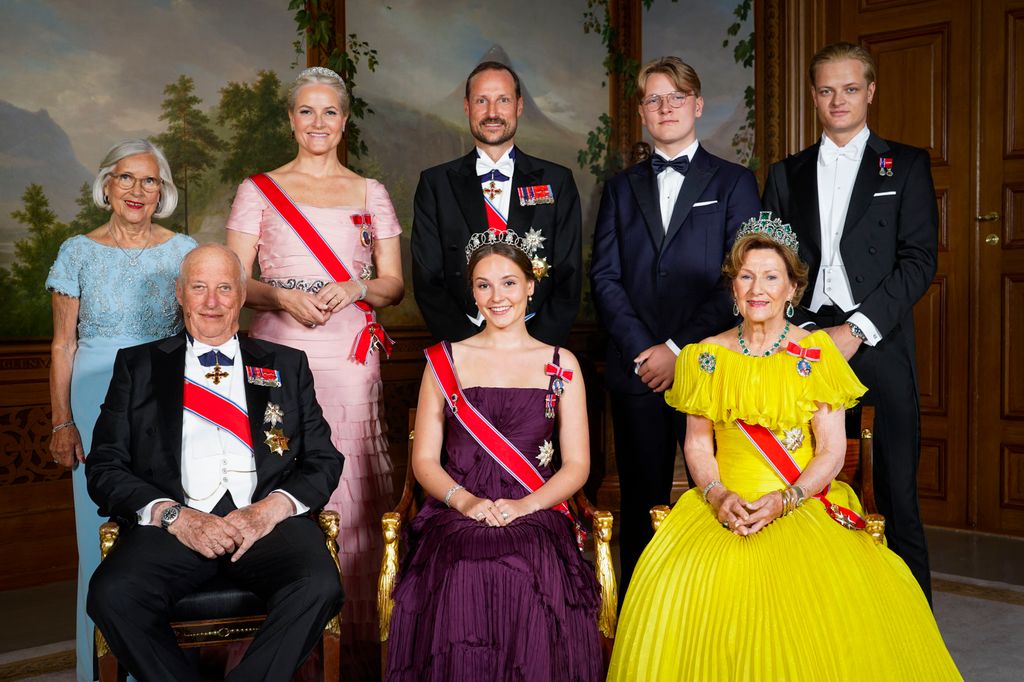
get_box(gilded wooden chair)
[95,510,344,682]
[650,406,886,544]
[377,409,618,677]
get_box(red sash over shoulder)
[183,378,253,451]
[248,173,393,364]
[424,342,583,543]
[736,420,866,530]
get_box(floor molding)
[933,575,1024,606]
[0,649,74,681]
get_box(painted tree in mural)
[0,184,98,336]
[151,75,222,233]
[218,71,295,182]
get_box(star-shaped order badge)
[264,402,284,427]
[537,440,554,467]
[781,427,804,452]
[264,427,290,456]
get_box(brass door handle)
[976,212,1000,221]
[985,233,1000,246]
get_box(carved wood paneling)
[1003,274,1024,418]
[1005,9,1024,157]
[935,187,949,251]
[918,438,947,500]
[858,0,930,11]
[861,24,949,164]
[1003,182,1024,248]
[914,278,946,416]
[1001,445,1024,510]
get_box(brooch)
[784,343,820,377]
[264,427,290,456]
[246,366,281,388]
[698,351,716,374]
[782,427,804,452]
[878,157,893,177]
[264,402,283,427]
[518,184,554,206]
[537,440,554,467]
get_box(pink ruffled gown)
[226,177,401,644]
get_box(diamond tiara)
[464,227,546,263]
[736,211,800,252]
[299,66,343,82]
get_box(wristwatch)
[846,321,868,341]
[160,503,183,530]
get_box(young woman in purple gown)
[384,238,601,681]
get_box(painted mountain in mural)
[0,100,92,266]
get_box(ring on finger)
[475,512,484,520]
[501,511,510,520]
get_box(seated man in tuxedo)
[86,243,344,681]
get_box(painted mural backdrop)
[0,0,752,337]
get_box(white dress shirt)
[653,139,700,231]
[138,337,307,525]
[812,126,881,345]
[652,140,700,357]
[476,146,515,222]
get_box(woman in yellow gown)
[607,214,960,681]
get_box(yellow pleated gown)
[607,331,961,681]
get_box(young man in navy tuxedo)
[591,57,760,590]
[763,42,938,601]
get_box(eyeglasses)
[641,91,693,111]
[111,172,162,193]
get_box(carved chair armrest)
[99,521,120,560]
[650,505,671,532]
[377,512,402,643]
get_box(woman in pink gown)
[225,67,404,667]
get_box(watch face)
[161,505,180,528]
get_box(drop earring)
[785,300,795,318]
[732,300,739,316]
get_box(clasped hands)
[707,486,785,536]
[282,281,365,327]
[155,492,294,561]
[633,343,677,393]
[450,490,538,527]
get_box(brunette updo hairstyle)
[466,243,536,284]
[722,234,810,303]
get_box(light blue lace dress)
[45,233,196,682]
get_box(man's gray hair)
[177,243,247,291]
[91,138,178,219]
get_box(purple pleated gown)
[385,349,602,682]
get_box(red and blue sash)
[483,195,508,233]
[183,378,253,451]
[735,419,866,530]
[248,173,393,364]
[424,342,583,545]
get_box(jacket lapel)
[842,133,890,237]
[792,143,822,262]
[154,334,186,497]
[448,150,488,234]
[626,161,665,252]
[507,148,542,230]
[239,338,273,481]
[663,146,717,250]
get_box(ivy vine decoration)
[289,1,379,160]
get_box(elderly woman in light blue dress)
[46,139,195,682]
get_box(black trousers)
[814,307,932,602]
[87,506,343,682]
[611,390,688,594]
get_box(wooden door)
[837,0,973,526]
[976,0,1024,534]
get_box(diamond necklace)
[737,320,790,356]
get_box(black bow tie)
[651,154,690,175]
[197,350,233,367]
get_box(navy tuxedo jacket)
[411,147,582,345]
[762,132,937,340]
[86,334,343,522]
[591,146,761,394]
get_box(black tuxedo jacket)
[411,147,582,345]
[762,132,937,339]
[591,146,761,394]
[86,334,343,522]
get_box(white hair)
[287,66,350,115]
[91,139,178,219]
[177,243,247,292]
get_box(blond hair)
[637,56,702,98]
[808,42,876,86]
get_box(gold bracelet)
[52,420,76,434]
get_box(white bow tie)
[819,142,860,166]
[476,156,515,181]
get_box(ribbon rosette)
[785,342,821,377]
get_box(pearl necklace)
[737,320,790,356]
